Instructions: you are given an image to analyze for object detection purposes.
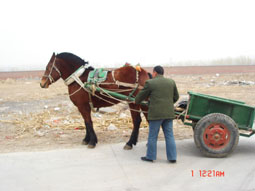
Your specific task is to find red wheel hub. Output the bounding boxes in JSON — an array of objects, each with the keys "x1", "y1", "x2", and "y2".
[{"x1": 203, "y1": 123, "x2": 230, "y2": 149}]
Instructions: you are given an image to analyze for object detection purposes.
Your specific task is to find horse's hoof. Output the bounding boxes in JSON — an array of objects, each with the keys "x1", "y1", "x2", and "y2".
[
  {"x1": 123, "y1": 144, "x2": 132, "y2": 150},
  {"x1": 88, "y1": 144, "x2": 96, "y2": 149},
  {"x1": 82, "y1": 141, "x2": 89, "y2": 145}
]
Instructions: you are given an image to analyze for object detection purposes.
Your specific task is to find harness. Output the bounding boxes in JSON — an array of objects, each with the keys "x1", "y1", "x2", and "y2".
[
  {"x1": 63, "y1": 65, "x2": 141, "y2": 112},
  {"x1": 87, "y1": 68, "x2": 109, "y2": 84},
  {"x1": 64, "y1": 65, "x2": 86, "y2": 86}
]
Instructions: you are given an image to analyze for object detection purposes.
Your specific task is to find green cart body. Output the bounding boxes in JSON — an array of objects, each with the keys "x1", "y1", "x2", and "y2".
[
  {"x1": 178, "y1": 91, "x2": 255, "y2": 157},
  {"x1": 184, "y1": 91, "x2": 255, "y2": 136}
]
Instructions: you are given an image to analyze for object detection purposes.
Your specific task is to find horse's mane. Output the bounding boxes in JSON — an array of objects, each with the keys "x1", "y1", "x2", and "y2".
[{"x1": 56, "y1": 52, "x2": 88, "y2": 66}]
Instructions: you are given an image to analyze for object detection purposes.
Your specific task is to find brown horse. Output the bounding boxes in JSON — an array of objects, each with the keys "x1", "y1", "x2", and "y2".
[{"x1": 40, "y1": 52, "x2": 150, "y2": 149}]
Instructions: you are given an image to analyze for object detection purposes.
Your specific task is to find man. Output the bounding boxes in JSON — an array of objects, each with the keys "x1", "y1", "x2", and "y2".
[{"x1": 135, "y1": 65, "x2": 179, "y2": 163}]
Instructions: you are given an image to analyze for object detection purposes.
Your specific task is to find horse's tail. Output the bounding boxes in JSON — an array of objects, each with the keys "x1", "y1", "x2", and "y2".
[{"x1": 147, "y1": 72, "x2": 152, "y2": 79}]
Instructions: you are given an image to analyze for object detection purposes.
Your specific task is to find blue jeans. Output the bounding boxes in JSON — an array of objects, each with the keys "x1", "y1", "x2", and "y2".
[{"x1": 146, "y1": 119, "x2": 177, "y2": 161}]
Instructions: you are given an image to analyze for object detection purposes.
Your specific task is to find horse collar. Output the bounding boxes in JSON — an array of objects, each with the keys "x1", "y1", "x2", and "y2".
[{"x1": 64, "y1": 65, "x2": 86, "y2": 86}]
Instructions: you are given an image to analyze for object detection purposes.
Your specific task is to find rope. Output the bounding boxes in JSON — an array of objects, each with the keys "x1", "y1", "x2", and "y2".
[
  {"x1": 69, "y1": 86, "x2": 82, "y2": 97},
  {"x1": 88, "y1": 93, "x2": 97, "y2": 112},
  {"x1": 99, "y1": 88, "x2": 134, "y2": 93},
  {"x1": 176, "y1": 109, "x2": 186, "y2": 120},
  {"x1": 175, "y1": 109, "x2": 186, "y2": 125}
]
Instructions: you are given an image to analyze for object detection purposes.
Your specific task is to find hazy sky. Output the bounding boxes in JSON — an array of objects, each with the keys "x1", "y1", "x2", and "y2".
[{"x1": 0, "y1": 0, "x2": 254, "y2": 71}]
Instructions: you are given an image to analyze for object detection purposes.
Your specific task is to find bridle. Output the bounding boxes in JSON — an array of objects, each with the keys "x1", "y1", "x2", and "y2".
[{"x1": 43, "y1": 57, "x2": 62, "y2": 84}]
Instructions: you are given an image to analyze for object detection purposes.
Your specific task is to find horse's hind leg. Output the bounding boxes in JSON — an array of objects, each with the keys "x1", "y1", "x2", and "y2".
[
  {"x1": 124, "y1": 103, "x2": 142, "y2": 150},
  {"x1": 78, "y1": 105, "x2": 98, "y2": 148}
]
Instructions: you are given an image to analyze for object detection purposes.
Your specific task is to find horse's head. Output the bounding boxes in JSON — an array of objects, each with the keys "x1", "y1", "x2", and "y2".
[
  {"x1": 40, "y1": 52, "x2": 90, "y2": 88},
  {"x1": 40, "y1": 52, "x2": 62, "y2": 88}
]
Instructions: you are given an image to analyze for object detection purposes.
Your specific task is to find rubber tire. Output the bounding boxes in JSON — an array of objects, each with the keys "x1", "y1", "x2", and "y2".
[
  {"x1": 192, "y1": 122, "x2": 200, "y2": 148},
  {"x1": 192, "y1": 121, "x2": 200, "y2": 148},
  {"x1": 194, "y1": 113, "x2": 239, "y2": 158}
]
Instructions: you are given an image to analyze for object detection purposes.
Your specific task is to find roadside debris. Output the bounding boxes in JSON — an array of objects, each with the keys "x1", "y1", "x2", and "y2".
[
  {"x1": 119, "y1": 113, "x2": 127, "y2": 119},
  {"x1": 54, "y1": 107, "x2": 60, "y2": 111},
  {"x1": 107, "y1": 123, "x2": 117, "y2": 131},
  {"x1": 98, "y1": 107, "x2": 117, "y2": 114},
  {"x1": 74, "y1": 127, "x2": 85, "y2": 130},
  {"x1": 93, "y1": 113, "x2": 102, "y2": 118},
  {"x1": 223, "y1": 80, "x2": 255, "y2": 86}
]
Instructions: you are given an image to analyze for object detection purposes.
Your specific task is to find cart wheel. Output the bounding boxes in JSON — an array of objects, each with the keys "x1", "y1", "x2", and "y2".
[
  {"x1": 191, "y1": 122, "x2": 200, "y2": 148},
  {"x1": 194, "y1": 113, "x2": 239, "y2": 158},
  {"x1": 192, "y1": 121, "x2": 201, "y2": 148}
]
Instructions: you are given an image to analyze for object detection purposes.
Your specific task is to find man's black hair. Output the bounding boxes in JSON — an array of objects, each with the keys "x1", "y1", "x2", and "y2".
[{"x1": 153, "y1": 65, "x2": 164, "y2": 75}]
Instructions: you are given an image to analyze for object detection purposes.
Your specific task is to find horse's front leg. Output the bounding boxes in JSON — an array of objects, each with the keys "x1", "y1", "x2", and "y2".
[
  {"x1": 124, "y1": 103, "x2": 142, "y2": 150},
  {"x1": 84, "y1": 121, "x2": 98, "y2": 148},
  {"x1": 78, "y1": 105, "x2": 98, "y2": 148}
]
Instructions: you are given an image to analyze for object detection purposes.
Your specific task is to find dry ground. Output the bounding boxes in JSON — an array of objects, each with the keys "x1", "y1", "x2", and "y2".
[{"x1": 0, "y1": 67, "x2": 255, "y2": 153}]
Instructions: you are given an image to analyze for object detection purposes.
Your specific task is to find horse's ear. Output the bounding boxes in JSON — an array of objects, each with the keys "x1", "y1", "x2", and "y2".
[{"x1": 50, "y1": 52, "x2": 56, "y2": 61}]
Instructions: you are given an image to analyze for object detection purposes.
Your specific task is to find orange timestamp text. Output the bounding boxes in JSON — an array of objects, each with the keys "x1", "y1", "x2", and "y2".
[{"x1": 191, "y1": 170, "x2": 225, "y2": 177}]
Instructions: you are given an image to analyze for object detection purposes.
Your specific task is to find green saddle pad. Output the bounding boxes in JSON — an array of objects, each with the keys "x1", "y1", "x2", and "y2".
[{"x1": 87, "y1": 68, "x2": 108, "y2": 84}]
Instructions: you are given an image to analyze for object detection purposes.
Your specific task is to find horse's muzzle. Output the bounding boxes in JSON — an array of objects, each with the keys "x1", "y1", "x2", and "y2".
[
  {"x1": 40, "y1": 82, "x2": 45, "y2": 88},
  {"x1": 40, "y1": 79, "x2": 49, "y2": 88}
]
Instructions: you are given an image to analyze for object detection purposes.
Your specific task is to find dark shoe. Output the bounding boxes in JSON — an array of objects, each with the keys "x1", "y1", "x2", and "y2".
[
  {"x1": 141, "y1": 157, "x2": 153, "y2": 162},
  {"x1": 169, "y1": 160, "x2": 176, "y2": 163}
]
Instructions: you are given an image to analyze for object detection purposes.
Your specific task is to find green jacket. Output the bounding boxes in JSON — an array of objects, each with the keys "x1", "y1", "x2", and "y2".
[{"x1": 135, "y1": 75, "x2": 179, "y2": 120}]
